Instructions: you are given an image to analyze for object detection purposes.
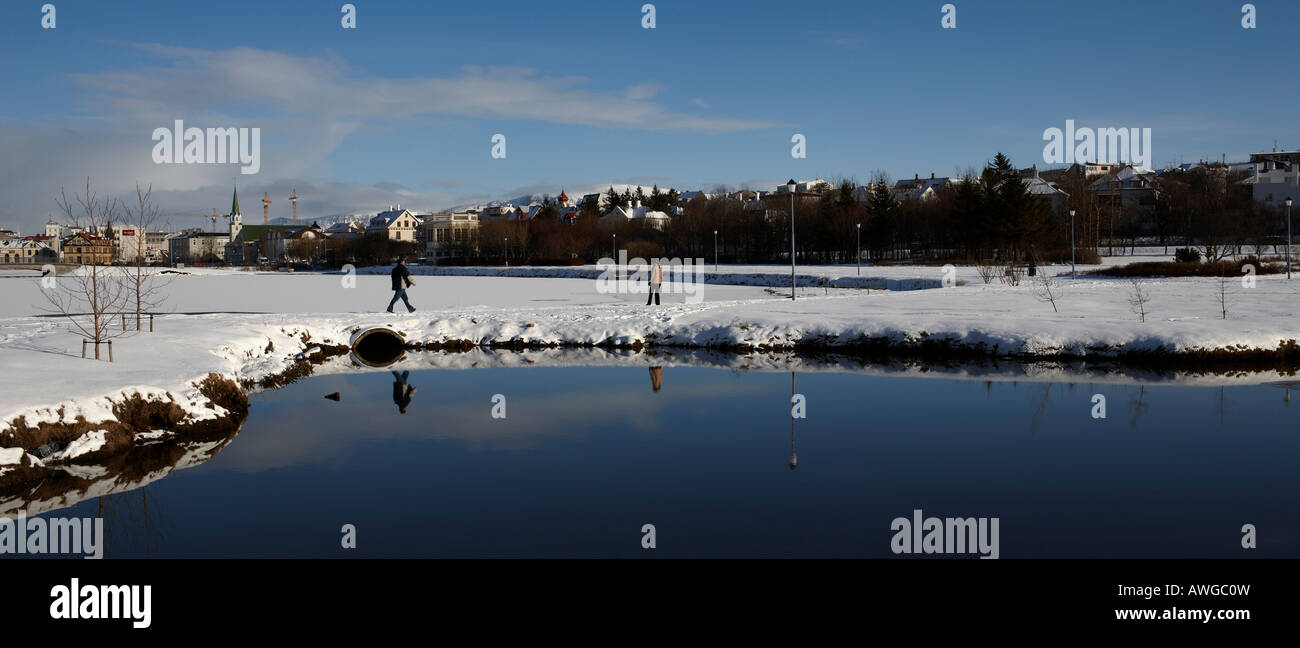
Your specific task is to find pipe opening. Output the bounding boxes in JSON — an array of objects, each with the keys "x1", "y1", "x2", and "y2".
[{"x1": 350, "y1": 327, "x2": 406, "y2": 367}]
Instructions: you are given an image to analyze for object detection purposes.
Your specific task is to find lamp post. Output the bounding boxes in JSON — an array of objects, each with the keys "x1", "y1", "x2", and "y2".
[
  {"x1": 1287, "y1": 197, "x2": 1293, "y2": 280},
  {"x1": 788, "y1": 179, "x2": 797, "y2": 300},
  {"x1": 855, "y1": 223, "x2": 861, "y2": 276},
  {"x1": 504, "y1": 237, "x2": 508, "y2": 267},
  {"x1": 713, "y1": 229, "x2": 718, "y2": 273},
  {"x1": 1069, "y1": 209, "x2": 1076, "y2": 279},
  {"x1": 612, "y1": 233, "x2": 617, "y2": 260}
]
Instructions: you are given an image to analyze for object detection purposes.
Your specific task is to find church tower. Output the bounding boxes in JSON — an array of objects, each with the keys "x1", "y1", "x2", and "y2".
[{"x1": 228, "y1": 185, "x2": 242, "y2": 240}]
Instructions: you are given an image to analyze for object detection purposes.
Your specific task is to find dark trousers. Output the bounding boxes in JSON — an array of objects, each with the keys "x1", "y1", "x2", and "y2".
[
  {"x1": 646, "y1": 283, "x2": 660, "y2": 305},
  {"x1": 387, "y1": 289, "x2": 414, "y2": 312}
]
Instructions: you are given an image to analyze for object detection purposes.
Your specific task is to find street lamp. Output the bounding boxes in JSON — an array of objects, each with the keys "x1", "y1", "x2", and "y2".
[
  {"x1": 1286, "y1": 197, "x2": 1293, "y2": 280},
  {"x1": 1069, "y1": 209, "x2": 1076, "y2": 279},
  {"x1": 855, "y1": 223, "x2": 861, "y2": 276},
  {"x1": 713, "y1": 229, "x2": 718, "y2": 273},
  {"x1": 612, "y1": 233, "x2": 617, "y2": 260},
  {"x1": 504, "y1": 237, "x2": 508, "y2": 267},
  {"x1": 788, "y1": 179, "x2": 797, "y2": 300}
]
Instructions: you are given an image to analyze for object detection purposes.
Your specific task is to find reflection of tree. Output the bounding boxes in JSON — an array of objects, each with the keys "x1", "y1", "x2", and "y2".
[
  {"x1": 1128, "y1": 386, "x2": 1148, "y2": 430},
  {"x1": 97, "y1": 485, "x2": 164, "y2": 557},
  {"x1": 1029, "y1": 384, "x2": 1052, "y2": 434}
]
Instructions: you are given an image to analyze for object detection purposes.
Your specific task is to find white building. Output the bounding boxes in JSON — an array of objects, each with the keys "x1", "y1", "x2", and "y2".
[
  {"x1": 367, "y1": 207, "x2": 420, "y2": 241},
  {"x1": 599, "y1": 202, "x2": 671, "y2": 231}
]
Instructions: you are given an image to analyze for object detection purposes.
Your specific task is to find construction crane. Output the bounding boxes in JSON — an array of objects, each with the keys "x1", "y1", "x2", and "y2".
[
  {"x1": 289, "y1": 188, "x2": 300, "y2": 226},
  {"x1": 162, "y1": 210, "x2": 228, "y2": 233},
  {"x1": 262, "y1": 192, "x2": 272, "y2": 226}
]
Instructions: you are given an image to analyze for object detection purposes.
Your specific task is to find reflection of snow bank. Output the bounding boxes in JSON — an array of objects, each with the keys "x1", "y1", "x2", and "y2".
[{"x1": 50, "y1": 429, "x2": 108, "y2": 461}]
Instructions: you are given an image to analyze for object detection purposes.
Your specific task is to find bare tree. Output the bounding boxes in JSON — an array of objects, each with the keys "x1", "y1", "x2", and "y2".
[
  {"x1": 1032, "y1": 270, "x2": 1059, "y2": 312},
  {"x1": 41, "y1": 179, "x2": 131, "y2": 359},
  {"x1": 1127, "y1": 277, "x2": 1150, "y2": 322},
  {"x1": 121, "y1": 183, "x2": 168, "y2": 330},
  {"x1": 1216, "y1": 274, "x2": 1229, "y2": 319}
]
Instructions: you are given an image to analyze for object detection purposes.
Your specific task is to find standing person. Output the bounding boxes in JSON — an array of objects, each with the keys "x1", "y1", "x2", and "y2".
[
  {"x1": 646, "y1": 260, "x2": 663, "y2": 306},
  {"x1": 391, "y1": 370, "x2": 416, "y2": 414},
  {"x1": 387, "y1": 258, "x2": 417, "y2": 313}
]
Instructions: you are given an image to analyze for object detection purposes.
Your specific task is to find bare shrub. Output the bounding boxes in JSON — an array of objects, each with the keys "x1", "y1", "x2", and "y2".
[{"x1": 1127, "y1": 277, "x2": 1151, "y2": 322}]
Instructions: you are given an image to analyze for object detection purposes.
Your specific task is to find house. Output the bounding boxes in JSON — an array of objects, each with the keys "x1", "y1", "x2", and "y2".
[
  {"x1": 480, "y1": 204, "x2": 520, "y2": 222},
  {"x1": 367, "y1": 206, "x2": 420, "y2": 241},
  {"x1": 598, "y1": 201, "x2": 671, "y2": 231},
  {"x1": 423, "y1": 212, "x2": 480, "y2": 256},
  {"x1": 168, "y1": 232, "x2": 229, "y2": 265},
  {"x1": 0, "y1": 239, "x2": 56, "y2": 265},
  {"x1": 772, "y1": 179, "x2": 831, "y2": 195},
  {"x1": 228, "y1": 224, "x2": 298, "y2": 263},
  {"x1": 1091, "y1": 164, "x2": 1159, "y2": 211},
  {"x1": 880, "y1": 174, "x2": 964, "y2": 203},
  {"x1": 1009, "y1": 168, "x2": 1071, "y2": 216},
  {"x1": 324, "y1": 221, "x2": 364, "y2": 239},
  {"x1": 62, "y1": 232, "x2": 115, "y2": 265},
  {"x1": 268, "y1": 223, "x2": 327, "y2": 262},
  {"x1": 1242, "y1": 163, "x2": 1300, "y2": 207}
]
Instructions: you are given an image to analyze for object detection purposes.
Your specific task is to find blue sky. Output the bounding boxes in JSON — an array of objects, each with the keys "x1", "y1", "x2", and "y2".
[{"x1": 1, "y1": 0, "x2": 1296, "y2": 231}]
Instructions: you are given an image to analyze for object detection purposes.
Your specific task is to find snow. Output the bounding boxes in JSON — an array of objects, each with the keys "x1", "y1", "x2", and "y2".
[
  {"x1": 2, "y1": 257, "x2": 1299, "y2": 438},
  {"x1": 0, "y1": 447, "x2": 25, "y2": 465}
]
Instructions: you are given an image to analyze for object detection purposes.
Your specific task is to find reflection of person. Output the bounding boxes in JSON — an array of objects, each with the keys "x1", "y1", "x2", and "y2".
[
  {"x1": 386, "y1": 258, "x2": 417, "y2": 313},
  {"x1": 391, "y1": 370, "x2": 416, "y2": 413},
  {"x1": 646, "y1": 261, "x2": 663, "y2": 305},
  {"x1": 649, "y1": 366, "x2": 663, "y2": 392}
]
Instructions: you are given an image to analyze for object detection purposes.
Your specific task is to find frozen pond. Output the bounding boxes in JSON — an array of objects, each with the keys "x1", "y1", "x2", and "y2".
[{"x1": 5, "y1": 358, "x2": 1299, "y2": 558}]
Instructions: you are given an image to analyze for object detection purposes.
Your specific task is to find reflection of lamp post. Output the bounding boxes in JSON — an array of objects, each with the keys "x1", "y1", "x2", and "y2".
[
  {"x1": 789, "y1": 371, "x2": 797, "y2": 470},
  {"x1": 1069, "y1": 209, "x2": 1076, "y2": 279},
  {"x1": 714, "y1": 229, "x2": 718, "y2": 273},
  {"x1": 856, "y1": 223, "x2": 861, "y2": 276},
  {"x1": 788, "y1": 179, "x2": 797, "y2": 300},
  {"x1": 1287, "y1": 197, "x2": 1293, "y2": 280},
  {"x1": 504, "y1": 237, "x2": 508, "y2": 267}
]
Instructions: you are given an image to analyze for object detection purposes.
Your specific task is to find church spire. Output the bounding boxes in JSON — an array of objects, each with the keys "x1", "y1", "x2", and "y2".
[{"x1": 230, "y1": 185, "x2": 241, "y2": 216}]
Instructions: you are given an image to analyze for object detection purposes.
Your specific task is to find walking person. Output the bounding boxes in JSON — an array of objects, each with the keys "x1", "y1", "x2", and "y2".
[
  {"x1": 391, "y1": 370, "x2": 416, "y2": 414},
  {"x1": 386, "y1": 258, "x2": 417, "y2": 313},
  {"x1": 646, "y1": 260, "x2": 663, "y2": 306}
]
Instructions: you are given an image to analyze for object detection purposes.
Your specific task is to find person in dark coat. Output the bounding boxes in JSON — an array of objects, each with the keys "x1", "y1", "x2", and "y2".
[
  {"x1": 387, "y1": 258, "x2": 417, "y2": 313},
  {"x1": 392, "y1": 370, "x2": 416, "y2": 414}
]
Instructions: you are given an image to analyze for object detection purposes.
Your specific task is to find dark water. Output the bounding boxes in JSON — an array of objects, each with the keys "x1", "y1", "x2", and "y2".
[{"x1": 14, "y1": 363, "x2": 1300, "y2": 558}]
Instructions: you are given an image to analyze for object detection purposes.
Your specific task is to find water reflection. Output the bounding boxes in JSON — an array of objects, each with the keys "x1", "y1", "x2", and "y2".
[{"x1": 1, "y1": 353, "x2": 1297, "y2": 558}]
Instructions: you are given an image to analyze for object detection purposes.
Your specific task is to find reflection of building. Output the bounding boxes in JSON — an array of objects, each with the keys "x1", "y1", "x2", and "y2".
[{"x1": 62, "y1": 232, "x2": 114, "y2": 265}]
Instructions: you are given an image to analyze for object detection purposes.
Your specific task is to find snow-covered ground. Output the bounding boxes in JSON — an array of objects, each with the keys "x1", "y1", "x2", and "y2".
[{"x1": 2, "y1": 257, "x2": 1298, "y2": 438}]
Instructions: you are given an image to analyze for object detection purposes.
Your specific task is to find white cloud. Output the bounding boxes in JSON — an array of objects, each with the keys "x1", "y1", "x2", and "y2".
[{"x1": 0, "y1": 43, "x2": 774, "y2": 234}]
